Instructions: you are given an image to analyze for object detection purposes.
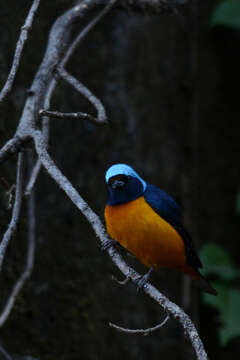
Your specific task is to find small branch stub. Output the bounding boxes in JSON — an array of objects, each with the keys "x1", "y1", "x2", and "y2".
[{"x1": 39, "y1": 109, "x2": 104, "y2": 125}]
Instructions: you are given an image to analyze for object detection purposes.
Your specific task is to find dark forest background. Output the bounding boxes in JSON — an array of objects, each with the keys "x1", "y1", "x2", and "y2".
[{"x1": 0, "y1": 0, "x2": 240, "y2": 359}]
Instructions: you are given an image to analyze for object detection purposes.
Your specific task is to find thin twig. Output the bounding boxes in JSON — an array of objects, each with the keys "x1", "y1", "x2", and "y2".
[
  {"x1": 0, "y1": 176, "x2": 16, "y2": 209},
  {"x1": 58, "y1": 67, "x2": 107, "y2": 123},
  {"x1": 0, "y1": 152, "x2": 24, "y2": 272},
  {"x1": 0, "y1": 153, "x2": 36, "y2": 327},
  {"x1": 0, "y1": 177, "x2": 10, "y2": 190},
  {"x1": 109, "y1": 315, "x2": 170, "y2": 335},
  {"x1": 0, "y1": 0, "x2": 41, "y2": 102},
  {"x1": 0, "y1": 137, "x2": 22, "y2": 163},
  {"x1": 39, "y1": 109, "x2": 101, "y2": 124},
  {"x1": 54, "y1": 0, "x2": 117, "y2": 124},
  {"x1": 6, "y1": 185, "x2": 16, "y2": 210},
  {"x1": 60, "y1": 0, "x2": 117, "y2": 69}
]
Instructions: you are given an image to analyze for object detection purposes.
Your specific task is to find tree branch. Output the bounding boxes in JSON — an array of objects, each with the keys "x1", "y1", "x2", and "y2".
[
  {"x1": 58, "y1": 68, "x2": 107, "y2": 123},
  {"x1": 109, "y1": 315, "x2": 170, "y2": 335},
  {"x1": 39, "y1": 109, "x2": 101, "y2": 124},
  {"x1": 0, "y1": 137, "x2": 23, "y2": 163},
  {"x1": 25, "y1": 0, "x2": 114, "y2": 192},
  {"x1": 0, "y1": 343, "x2": 13, "y2": 360},
  {"x1": 24, "y1": 81, "x2": 53, "y2": 196},
  {"x1": 0, "y1": 0, "x2": 41, "y2": 102},
  {"x1": 0, "y1": 153, "x2": 36, "y2": 327},
  {"x1": 0, "y1": 152, "x2": 24, "y2": 272},
  {"x1": 60, "y1": 0, "x2": 117, "y2": 69}
]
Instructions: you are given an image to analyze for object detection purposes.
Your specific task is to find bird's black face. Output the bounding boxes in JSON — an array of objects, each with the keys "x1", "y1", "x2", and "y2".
[
  {"x1": 108, "y1": 174, "x2": 131, "y2": 189},
  {"x1": 107, "y1": 174, "x2": 144, "y2": 205}
]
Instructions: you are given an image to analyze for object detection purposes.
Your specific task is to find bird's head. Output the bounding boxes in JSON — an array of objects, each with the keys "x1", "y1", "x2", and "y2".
[{"x1": 105, "y1": 164, "x2": 146, "y2": 205}]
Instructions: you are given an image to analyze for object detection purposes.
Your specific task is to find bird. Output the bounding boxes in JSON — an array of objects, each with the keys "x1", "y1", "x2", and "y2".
[{"x1": 104, "y1": 163, "x2": 217, "y2": 295}]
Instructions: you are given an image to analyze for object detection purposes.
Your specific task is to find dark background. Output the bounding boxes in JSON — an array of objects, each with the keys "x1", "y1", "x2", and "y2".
[{"x1": 0, "y1": 0, "x2": 240, "y2": 359}]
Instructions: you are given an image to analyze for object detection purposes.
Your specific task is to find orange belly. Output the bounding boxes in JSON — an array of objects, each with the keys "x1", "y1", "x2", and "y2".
[{"x1": 104, "y1": 197, "x2": 187, "y2": 270}]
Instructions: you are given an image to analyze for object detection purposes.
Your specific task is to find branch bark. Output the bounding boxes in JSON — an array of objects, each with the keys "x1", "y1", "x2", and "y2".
[
  {"x1": 0, "y1": 153, "x2": 36, "y2": 327},
  {"x1": 109, "y1": 315, "x2": 170, "y2": 335},
  {"x1": 58, "y1": 68, "x2": 107, "y2": 123},
  {"x1": 0, "y1": 152, "x2": 24, "y2": 272},
  {"x1": 39, "y1": 109, "x2": 100, "y2": 124},
  {"x1": 0, "y1": 343, "x2": 13, "y2": 360},
  {"x1": 0, "y1": 0, "x2": 41, "y2": 102}
]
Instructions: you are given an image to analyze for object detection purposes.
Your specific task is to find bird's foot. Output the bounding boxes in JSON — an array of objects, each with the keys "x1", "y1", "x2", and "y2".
[
  {"x1": 101, "y1": 238, "x2": 117, "y2": 251},
  {"x1": 112, "y1": 275, "x2": 130, "y2": 286},
  {"x1": 136, "y1": 267, "x2": 153, "y2": 291}
]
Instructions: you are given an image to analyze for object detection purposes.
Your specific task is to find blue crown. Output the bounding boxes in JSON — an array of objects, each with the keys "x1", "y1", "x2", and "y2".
[{"x1": 105, "y1": 164, "x2": 147, "y2": 191}]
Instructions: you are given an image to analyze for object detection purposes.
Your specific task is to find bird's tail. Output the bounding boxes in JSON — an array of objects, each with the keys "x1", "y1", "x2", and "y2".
[
  {"x1": 194, "y1": 274, "x2": 218, "y2": 295},
  {"x1": 183, "y1": 265, "x2": 218, "y2": 296}
]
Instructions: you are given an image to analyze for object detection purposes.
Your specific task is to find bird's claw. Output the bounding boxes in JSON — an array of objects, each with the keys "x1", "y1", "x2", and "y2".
[
  {"x1": 101, "y1": 238, "x2": 117, "y2": 251},
  {"x1": 112, "y1": 275, "x2": 130, "y2": 285},
  {"x1": 135, "y1": 267, "x2": 153, "y2": 291}
]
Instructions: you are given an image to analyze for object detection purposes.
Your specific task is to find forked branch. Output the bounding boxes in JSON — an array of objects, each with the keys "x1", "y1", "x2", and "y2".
[
  {"x1": 58, "y1": 68, "x2": 107, "y2": 123},
  {"x1": 0, "y1": 0, "x2": 41, "y2": 102}
]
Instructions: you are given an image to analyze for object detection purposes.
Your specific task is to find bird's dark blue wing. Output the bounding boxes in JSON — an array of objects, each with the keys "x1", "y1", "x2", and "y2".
[{"x1": 144, "y1": 183, "x2": 202, "y2": 270}]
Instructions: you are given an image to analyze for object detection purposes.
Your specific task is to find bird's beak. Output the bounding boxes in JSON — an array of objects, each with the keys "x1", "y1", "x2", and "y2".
[{"x1": 111, "y1": 180, "x2": 125, "y2": 189}]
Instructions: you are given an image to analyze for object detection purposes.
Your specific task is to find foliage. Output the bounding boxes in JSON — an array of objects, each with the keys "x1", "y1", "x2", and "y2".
[
  {"x1": 236, "y1": 192, "x2": 240, "y2": 216},
  {"x1": 200, "y1": 243, "x2": 240, "y2": 345},
  {"x1": 211, "y1": 0, "x2": 240, "y2": 30}
]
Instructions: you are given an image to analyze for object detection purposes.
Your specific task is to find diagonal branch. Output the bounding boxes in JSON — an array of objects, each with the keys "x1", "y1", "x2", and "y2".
[
  {"x1": 0, "y1": 152, "x2": 24, "y2": 272},
  {"x1": 33, "y1": 129, "x2": 207, "y2": 360},
  {"x1": 0, "y1": 343, "x2": 13, "y2": 360},
  {"x1": 0, "y1": 153, "x2": 36, "y2": 327},
  {"x1": 0, "y1": 0, "x2": 41, "y2": 102}
]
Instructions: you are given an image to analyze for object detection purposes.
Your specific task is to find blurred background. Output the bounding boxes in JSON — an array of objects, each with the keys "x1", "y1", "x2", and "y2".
[{"x1": 0, "y1": 0, "x2": 240, "y2": 359}]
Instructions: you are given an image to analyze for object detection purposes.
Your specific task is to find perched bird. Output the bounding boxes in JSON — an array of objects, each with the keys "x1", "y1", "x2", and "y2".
[{"x1": 104, "y1": 163, "x2": 217, "y2": 295}]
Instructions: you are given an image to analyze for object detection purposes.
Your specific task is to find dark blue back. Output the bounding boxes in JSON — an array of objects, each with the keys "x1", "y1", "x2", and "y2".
[{"x1": 144, "y1": 183, "x2": 202, "y2": 270}]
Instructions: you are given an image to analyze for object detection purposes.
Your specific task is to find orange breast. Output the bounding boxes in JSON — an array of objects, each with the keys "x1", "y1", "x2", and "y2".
[{"x1": 104, "y1": 197, "x2": 187, "y2": 270}]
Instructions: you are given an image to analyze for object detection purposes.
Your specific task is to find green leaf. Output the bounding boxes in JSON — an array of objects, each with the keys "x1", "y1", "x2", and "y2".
[
  {"x1": 203, "y1": 284, "x2": 240, "y2": 345},
  {"x1": 211, "y1": 0, "x2": 240, "y2": 30},
  {"x1": 200, "y1": 243, "x2": 239, "y2": 281},
  {"x1": 236, "y1": 191, "x2": 240, "y2": 216}
]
